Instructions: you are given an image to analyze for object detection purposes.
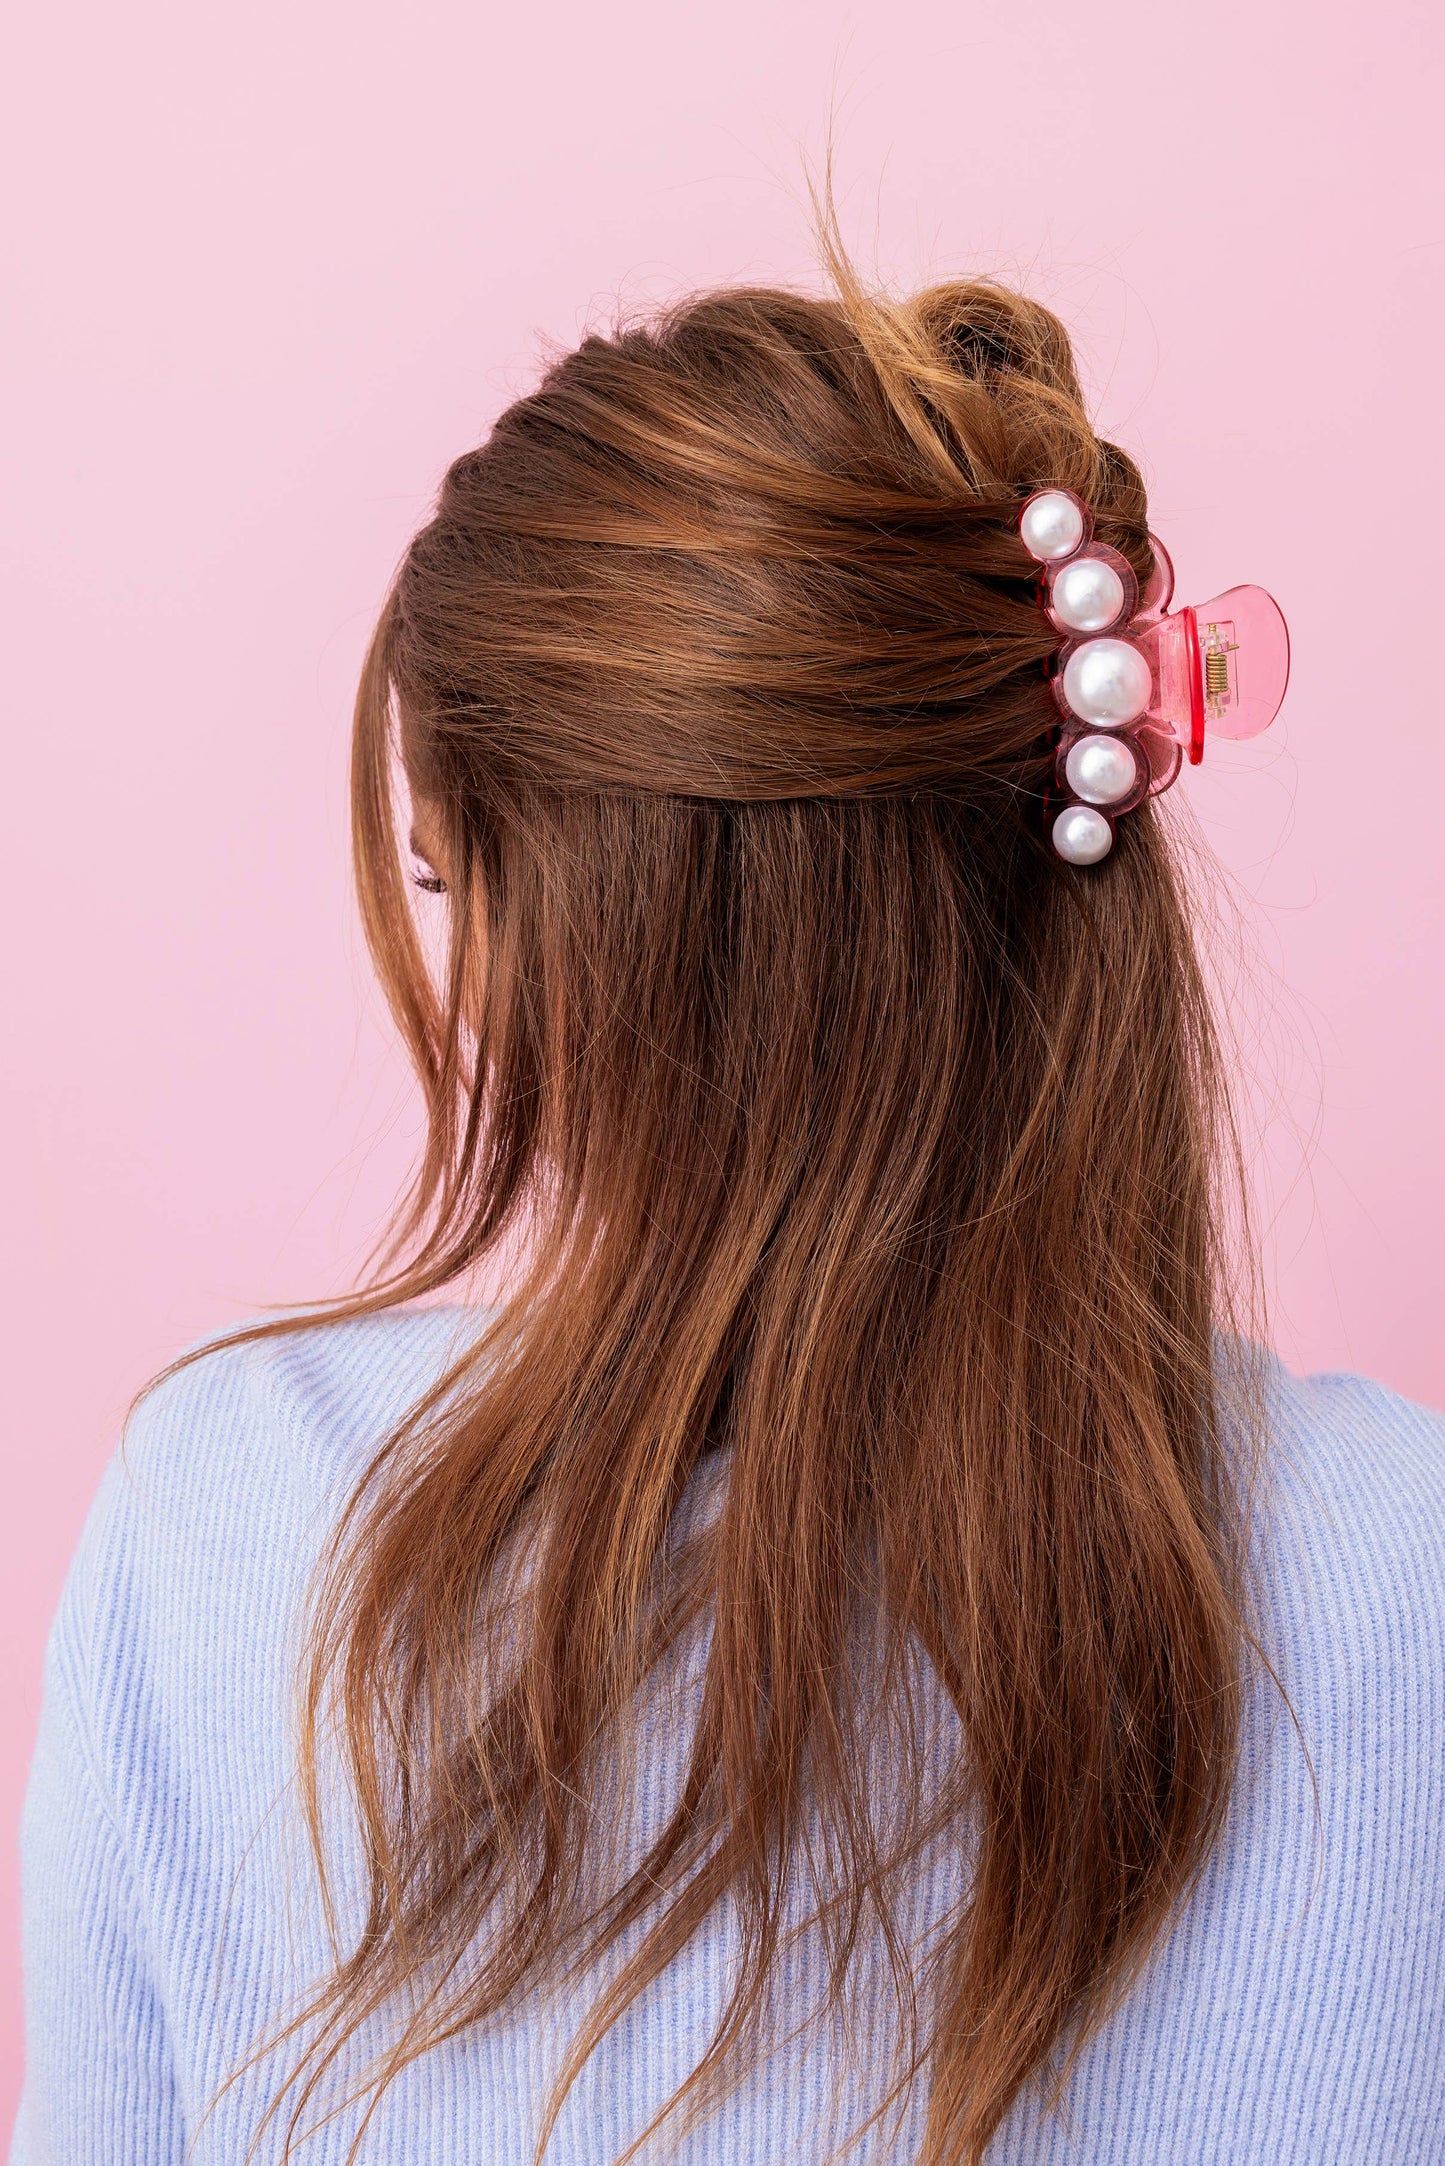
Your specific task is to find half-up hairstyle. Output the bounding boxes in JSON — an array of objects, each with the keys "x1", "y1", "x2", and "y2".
[{"x1": 204, "y1": 242, "x2": 1268, "y2": 2164}]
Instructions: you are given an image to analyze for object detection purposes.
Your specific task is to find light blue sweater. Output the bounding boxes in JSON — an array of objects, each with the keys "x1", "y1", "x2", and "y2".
[{"x1": 11, "y1": 1310, "x2": 1445, "y2": 2163}]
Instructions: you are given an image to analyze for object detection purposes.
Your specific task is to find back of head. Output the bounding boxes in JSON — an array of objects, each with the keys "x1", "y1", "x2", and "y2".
[
  {"x1": 391, "y1": 276, "x2": 1150, "y2": 806},
  {"x1": 271, "y1": 262, "x2": 1259, "y2": 2165}
]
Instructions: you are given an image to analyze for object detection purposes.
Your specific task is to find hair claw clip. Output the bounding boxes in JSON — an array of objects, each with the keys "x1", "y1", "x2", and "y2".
[{"x1": 1018, "y1": 489, "x2": 1290, "y2": 865}]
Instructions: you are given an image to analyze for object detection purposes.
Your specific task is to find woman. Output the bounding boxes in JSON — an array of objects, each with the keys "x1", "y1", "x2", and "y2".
[{"x1": 13, "y1": 257, "x2": 1445, "y2": 2164}]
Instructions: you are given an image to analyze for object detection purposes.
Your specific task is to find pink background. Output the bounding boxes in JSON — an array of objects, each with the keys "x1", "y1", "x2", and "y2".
[{"x1": 3, "y1": 0, "x2": 1442, "y2": 2117}]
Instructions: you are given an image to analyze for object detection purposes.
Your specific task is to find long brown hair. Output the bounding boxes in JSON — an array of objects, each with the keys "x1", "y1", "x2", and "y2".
[{"x1": 207, "y1": 244, "x2": 1269, "y2": 2162}]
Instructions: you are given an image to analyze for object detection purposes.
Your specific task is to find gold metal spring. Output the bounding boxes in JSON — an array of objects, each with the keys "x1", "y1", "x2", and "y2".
[{"x1": 1204, "y1": 647, "x2": 1230, "y2": 704}]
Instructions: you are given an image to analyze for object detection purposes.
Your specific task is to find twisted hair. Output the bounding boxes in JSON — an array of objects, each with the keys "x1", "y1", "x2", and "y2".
[{"x1": 195, "y1": 253, "x2": 1266, "y2": 2164}]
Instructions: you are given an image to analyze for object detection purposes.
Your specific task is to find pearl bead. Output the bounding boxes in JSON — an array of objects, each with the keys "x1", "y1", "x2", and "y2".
[
  {"x1": 1020, "y1": 490, "x2": 1085, "y2": 563},
  {"x1": 1051, "y1": 804, "x2": 1114, "y2": 865},
  {"x1": 1064, "y1": 732, "x2": 1141, "y2": 806},
  {"x1": 1060, "y1": 636, "x2": 1152, "y2": 727},
  {"x1": 1050, "y1": 555, "x2": 1127, "y2": 634}
]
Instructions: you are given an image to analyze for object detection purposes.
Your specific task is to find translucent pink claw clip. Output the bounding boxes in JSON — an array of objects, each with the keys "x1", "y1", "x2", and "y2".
[
  {"x1": 1133, "y1": 585, "x2": 1291, "y2": 766},
  {"x1": 1018, "y1": 489, "x2": 1290, "y2": 864}
]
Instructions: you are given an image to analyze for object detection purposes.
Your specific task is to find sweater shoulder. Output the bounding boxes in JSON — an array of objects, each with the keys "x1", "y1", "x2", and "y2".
[
  {"x1": 1252, "y1": 1355, "x2": 1445, "y2": 1681},
  {"x1": 52, "y1": 1307, "x2": 488, "y2": 1724},
  {"x1": 1264, "y1": 1357, "x2": 1445, "y2": 1528}
]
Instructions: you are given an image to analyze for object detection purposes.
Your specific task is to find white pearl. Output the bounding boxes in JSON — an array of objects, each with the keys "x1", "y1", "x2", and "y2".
[
  {"x1": 1020, "y1": 490, "x2": 1085, "y2": 562},
  {"x1": 1050, "y1": 555, "x2": 1127, "y2": 634},
  {"x1": 1064, "y1": 732, "x2": 1140, "y2": 806},
  {"x1": 1060, "y1": 636, "x2": 1152, "y2": 727},
  {"x1": 1051, "y1": 804, "x2": 1114, "y2": 865}
]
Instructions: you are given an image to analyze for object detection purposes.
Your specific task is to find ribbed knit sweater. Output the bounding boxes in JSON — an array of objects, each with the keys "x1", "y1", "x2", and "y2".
[{"x1": 11, "y1": 1310, "x2": 1445, "y2": 2162}]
